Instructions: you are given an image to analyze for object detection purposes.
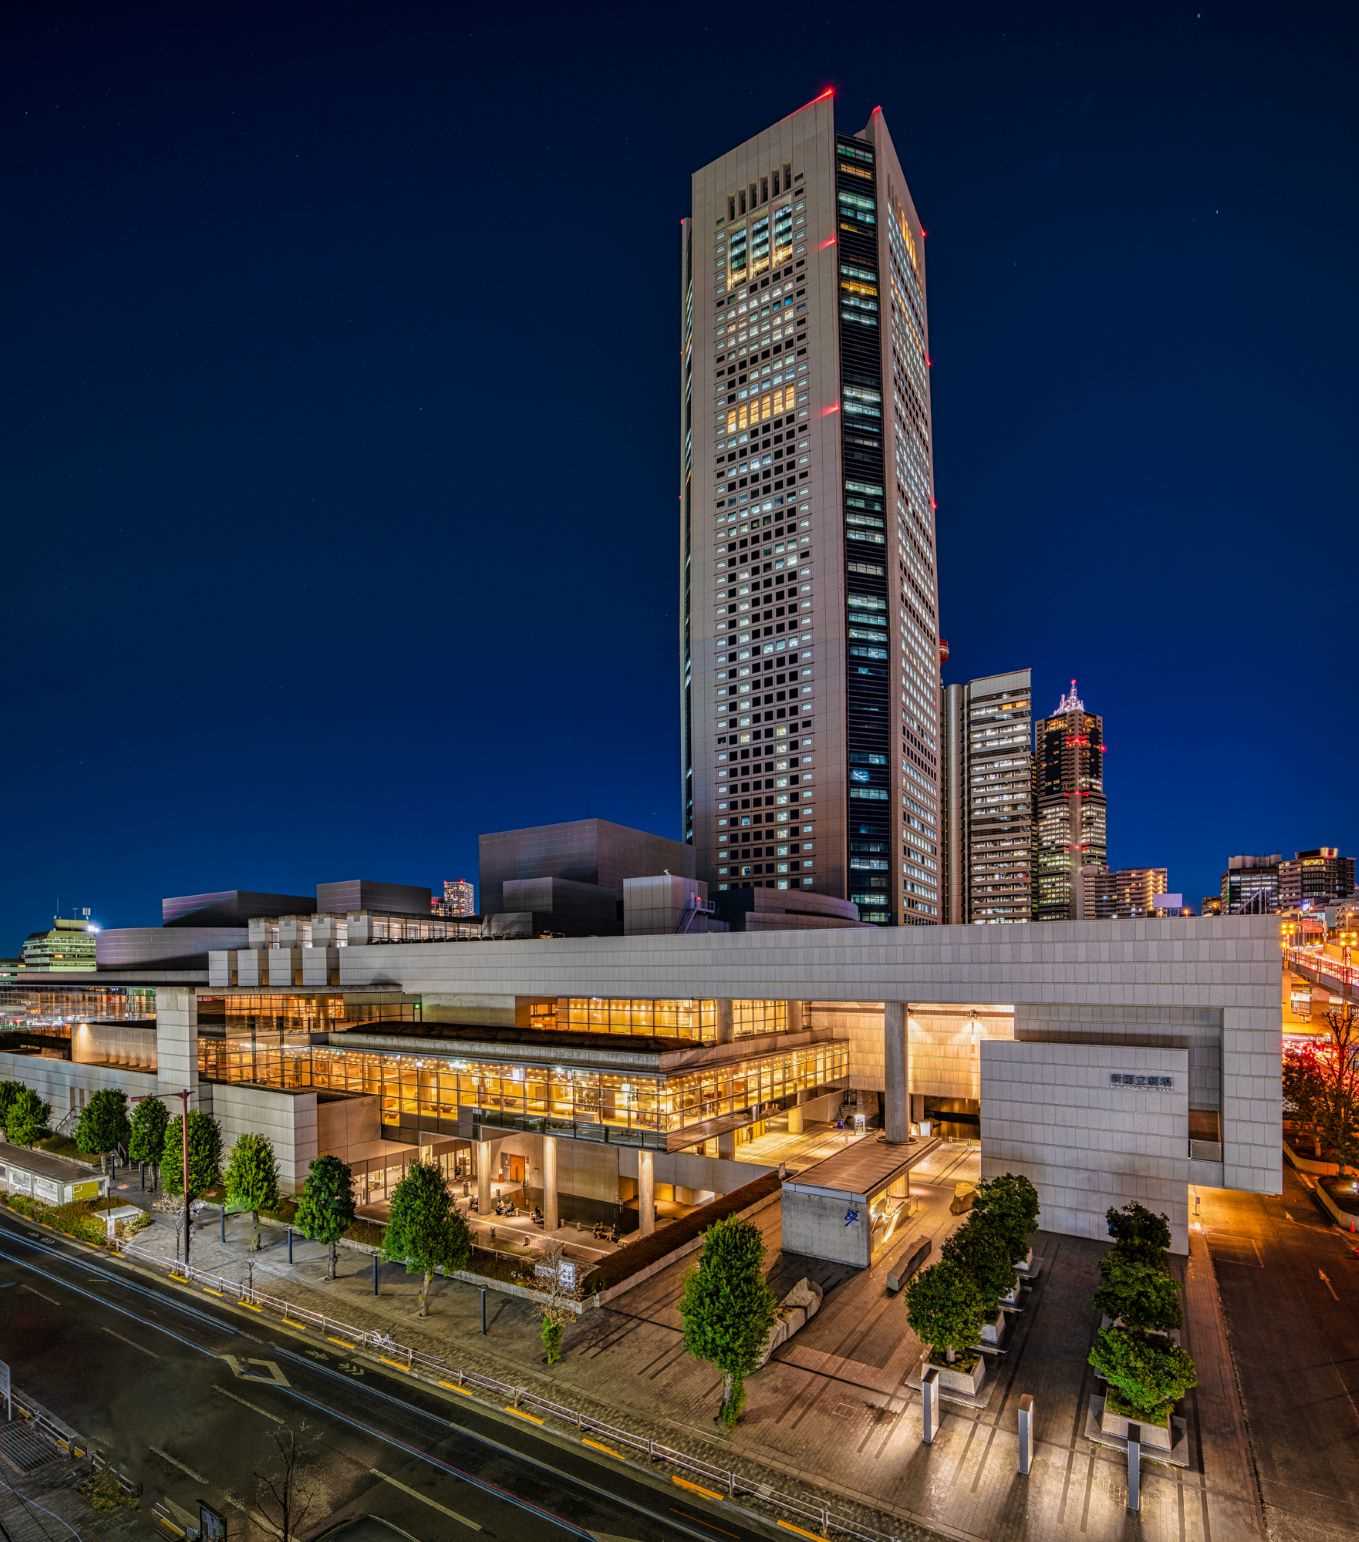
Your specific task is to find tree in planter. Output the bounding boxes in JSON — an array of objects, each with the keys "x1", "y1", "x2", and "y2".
[
  {"x1": 295, "y1": 1155, "x2": 356, "y2": 1279},
  {"x1": 382, "y1": 1161, "x2": 472, "y2": 1318},
  {"x1": 942, "y1": 1214, "x2": 1017, "y2": 1314},
  {"x1": 972, "y1": 1173, "x2": 1040, "y2": 1264},
  {"x1": 224, "y1": 1133, "x2": 280, "y2": 1252},
  {"x1": 128, "y1": 1096, "x2": 169, "y2": 1188},
  {"x1": 74, "y1": 1089, "x2": 131, "y2": 1171},
  {"x1": 679, "y1": 1215, "x2": 776, "y2": 1427},
  {"x1": 905, "y1": 1258, "x2": 986, "y2": 1366},
  {"x1": 1094, "y1": 1251, "x2": 1182, "y2": 1333},
  {"x1": 159, "y1": 1110, "x2": 223, "y2": 1200},
  {"x1": 1088, "y1": 1324, "x2": 1197, "y2": 1425},
  {"x1": 3, "y1": 1088, "x2": 50, "y2": 1147},
  {"x1": 1105, "y1": 1201, "x2": 1172, "y2": 1258}
]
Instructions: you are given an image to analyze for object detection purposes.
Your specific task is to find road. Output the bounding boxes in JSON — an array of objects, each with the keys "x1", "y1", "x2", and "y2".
[
  {"x1": 1197, "y1": 1165, "x2": 1359, "y2": 1542},
  {"x1": 0, "y1": 1212, "x2": 765, "y2": 1542}
]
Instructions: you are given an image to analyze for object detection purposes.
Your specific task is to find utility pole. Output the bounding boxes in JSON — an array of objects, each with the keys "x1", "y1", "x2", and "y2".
[{"x1": 130, "y1": 1088, "x2": 193, "y2": 1265}]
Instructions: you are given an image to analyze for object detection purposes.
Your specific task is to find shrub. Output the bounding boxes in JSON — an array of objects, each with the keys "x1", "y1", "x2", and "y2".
[
  {"x1": 942, "y1": 1214, "x2": 1017, "y2": 1311},
  {"x1": 1089, "y1": 1324, "x2": 1197, "y2": 1424},
  {"x1": 1094, "y1": 1251, "x2": 1182, "y2": 1332},
  {"x1": 905, "y1": 1258, "x2": 986, "y2": 1365},
  {"x1": 1105, "y1": 1202, "x2": 1171, "y2": 1257}
]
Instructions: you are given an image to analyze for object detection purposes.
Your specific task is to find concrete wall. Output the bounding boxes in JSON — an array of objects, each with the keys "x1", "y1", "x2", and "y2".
[
  {"x1": 212, "y1": 1082, "x2": 317, "y2": 1194},
  {"x1": 71, "y1": 1021, "x2": 156, "y2": 1071},
  {"x1": 0, "y1": 1049, "x2": 156, "y2": 1121},
  {"x1": 781, "y1": 1188, "x2": 870, "y2": 1267},
  {"x1": 316, "y1": 1095, "x2": 381, "y2": 1163},
  {"x1": 154, "y1": 988, "x2": 199, "y2": 1101},
  {"x1": 809, "y1": 1001, "x2": 1013, "y2": 1099},
  {"x1": 981, "y1": 1040, "x2": 1191, "y2": 1253}
]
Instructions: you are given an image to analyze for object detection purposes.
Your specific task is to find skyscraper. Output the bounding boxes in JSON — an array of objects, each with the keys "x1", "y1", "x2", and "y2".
[
  {"x1": 1078, "y1": 865, "x2": 1169, "y2": 920},
  {"x1": 1034, "y1": 681, "x2": 1108, "y2": 921},
  {"x1": 679, "y1": 93, "x2": 941, "y2": 925},
  {"x1": 432, "y1": 877, "x2": 475, "y2": 918},
  {"x1": 941, "y1": 668, "x2": 1034, "y2": 923}
]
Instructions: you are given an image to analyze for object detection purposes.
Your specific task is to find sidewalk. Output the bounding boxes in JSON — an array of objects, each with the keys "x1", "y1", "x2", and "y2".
[{"x1": 119, "y1": 1165, "x2": 1263, "y2": 1542}]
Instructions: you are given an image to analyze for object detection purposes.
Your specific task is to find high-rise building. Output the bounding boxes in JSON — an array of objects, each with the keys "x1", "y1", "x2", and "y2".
[
  {"x1": 432, "y1": 878, "x2": 475, "y2": 918},
  {"x1": 1079, "y1": 865, "x2": 1169, "y2": 920},
  {"x1": 680, "y1": 92, "x2": 941, "y2": 926},
  {"x1": 1034, "y1": 681, "x2": 1108, "y2": 921},
  {"x1": 1220, "y1": 854, "x2": 1281, "y2": 914},
  {"x1": 941, "y1": 669, "x2": 1033, "y2": 923},
  {"x1": 19, "y1": 911, "x2": 98, "y2": 972},
  {"x1": 1277, "y1": 848, "x2": 1355, "y2": 907}
]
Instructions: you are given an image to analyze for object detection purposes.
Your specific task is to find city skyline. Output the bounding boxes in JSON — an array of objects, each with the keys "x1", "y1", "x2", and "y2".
[{"x1": 5, "y1": 5, "x2": 1358, "y2": 943}]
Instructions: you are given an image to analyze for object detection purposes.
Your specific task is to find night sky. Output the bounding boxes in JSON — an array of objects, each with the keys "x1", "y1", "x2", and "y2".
[{"x1": 5, "y1": 2, "x2": 1357, "y2": 944}]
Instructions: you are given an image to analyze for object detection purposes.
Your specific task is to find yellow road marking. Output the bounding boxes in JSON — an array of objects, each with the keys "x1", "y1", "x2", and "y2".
[
  {"x1": 169, "y1": 1272, "x2": 188, "y2": 1283},
  {"x1": 503, "y1": 1405, "x2": 544, "y2": 1425},
  {"x1": 156, "y1": 1519, "x2": 186, "y2": 1537},
  {"x1": 777, "y1": 1522, "x2": 831, "y2": 1542},
  {"x1": 326, "y1": 1335, "x2": 355, "y2": 1349},
  {"x1": 439, "y1": 1379, "x2": 473, "y2": 1396},
  {"x1": 238, "y1": 1299, "x2": 263, "y2": 1312},
  {"x1": 672, "y1": 1474, "x2": 724, "y2": 1501},
  {"x1": 378, "y1": 1355, "x2": 410, "y2": 1371},
  {"x1": 368, "y1": 1469, "x2": 482, "y2": 1530},
  {"x1": 582, "y1": 1436, "x2": 626, "y2": 1460},
  {"x1": 201, "y1": 1285, "x2": 224, "y2": 1297},
  {"x1": 216, "y1": 1386, "x2": 286, "y2": 1425}
]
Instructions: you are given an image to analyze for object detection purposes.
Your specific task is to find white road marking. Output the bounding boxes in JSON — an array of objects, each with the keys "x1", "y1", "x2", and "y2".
[
  {"x1": 368, "y1": 1468, "x2": 483, "y2": 1530},
  {"x1": 216, "y1": 1385, "x2": 286, "y2": 1424},
  {"x1": 20, "y1": 1282, "x2": 62, "y2": 1305},
  {"x1": 219, "y1": 1353, "x2": 290, "y2": 1385},
  {"x1": 1320, "y1": 1268, "x2": 1340, "y2": 1300},
  {"x1": 102, "y1": 1325, "x2": 161, "y2": 1359},
  {"x1": 149, "y1": 1446, "x2": 209, "y2": 1485}
]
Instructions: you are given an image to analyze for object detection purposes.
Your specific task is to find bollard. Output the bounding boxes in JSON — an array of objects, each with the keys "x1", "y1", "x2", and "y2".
[
  {"x1": 1017, "y1": 1393, "x2": 1034, "y2": 1475},
  {"x1": 1126, "y1": 1424, "x2": 1142, "y2": 1514},
  {"x1": 481, "y1": 1286, "x2": 488, "y2": 1335},
  {"x1": 372, "y1": 1253, "x2": 380, "y2": 1296},
  {"x1": 921, "y1": 1365, "x2": 940, "y2": 1445},
  {"x1": 220, "y1": 1207, "x2": 226, "y2": 1244},
  {"x1": 288, "y1": 1227, "x2": 294, "y2": 1265}
]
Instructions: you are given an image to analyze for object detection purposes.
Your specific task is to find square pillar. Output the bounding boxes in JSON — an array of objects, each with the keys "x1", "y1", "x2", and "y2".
[
  {"x1": 787, "y1": 999, "x2": 804, "y2": 1034},
  {"x1": 155, "y1": 987, "x2": 199, "y2": 1104},
  {"x1": 883, "y1": 1002, "x2": 910, "y2": 1144},
  {"x1": 637, "y1": 1148, "x2": 655, "y2": 1236},
  {"x1": 716, "y1": 999, "x2": 734, "y2": 1044},
  {"x1": 787, "y1": 1095, "x2": 804, "y2": 1135},
  {"x1": 542, "y1": 1134, "x2": 559, "y2": 1231},
  {"x1": 477, "y1": 1139, "x2": 497, "y2": 1212},
  {"x1": 717, "y1": 1131, "x2": 736, "y2": 1159}
]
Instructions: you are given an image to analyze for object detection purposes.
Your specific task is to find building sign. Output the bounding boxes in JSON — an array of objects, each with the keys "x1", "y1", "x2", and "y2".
[{"x1": 1108, "y1": 1073, "x2": 1173, "y2": 1090}]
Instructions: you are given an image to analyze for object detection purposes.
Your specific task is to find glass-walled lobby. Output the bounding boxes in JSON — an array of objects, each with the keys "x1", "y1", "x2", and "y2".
[{"x1": 524, "y1": 997, "x2": 790, "y2": 1043}]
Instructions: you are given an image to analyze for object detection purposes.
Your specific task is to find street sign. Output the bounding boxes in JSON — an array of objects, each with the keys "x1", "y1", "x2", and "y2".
[
  {"x1": 0, "y1": 1358, "x2": 10, "y2": 1421},
  {"x1": 199, "y1": 1501, "x2": 227, "y2": 1540}
]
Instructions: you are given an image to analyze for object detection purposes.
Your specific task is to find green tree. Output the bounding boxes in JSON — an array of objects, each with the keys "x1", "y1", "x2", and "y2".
[
  {"x1": 905, "y1": 1258, "x2": 986, "y2": 1366},
  {"x1": 74, "y1": 1089, "x2": 131, "y2": 1168},
  {"x1": 225, "y1": 1133, "x2": 280, "y2": 1252},
  {"x1": 679, "y1": 1215, "x2": 777, "y2": 1426},
  {"x1": 1089, "y1": 1325, "x2": 1197, "y2": 1425},
  {"x1": 128, "y1": 1096, "x2": 169, "y2": 1186},
  {"x1": 1283, "y1": 1039, "x2": 1329, "y2": 1156},
  {"x1": 972, "y1": 1173, "x2": 1040, "y2": 1263},
  {"x1": 160, "y1": 1110, "x2": 222, "y2": 1200},
  {"x1": 382, "y1": 1161, "x2": 471, "y2": 1317},
  {"x1": 1094, "y1": 1252, "x2": 1182, "y2": 1332},
  {"x1": 1105, "y1": 1202, "x2": 1171, "y2": 1258},
  {"x1": 540, "y1": 1308, "x2": 568, "y2": 1366},
  {"x1": 942, "y1": 1214, "x2": 1017, "y2": 1311},
  {"x1": 3, "y1": 1088, "x2": 50, "y2": 1147},
  {"x1": 295, "y1": 1155, "x2": 356, "y2": 1279},
  {"x1": 0, "y1": 1080, "x2": 26, "y2": 1129}
]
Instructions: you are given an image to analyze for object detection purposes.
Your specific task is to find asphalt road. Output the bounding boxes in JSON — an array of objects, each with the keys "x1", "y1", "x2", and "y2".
[
  {"x1": 0, "y1": 1212, "x2": 766, "y2": 1542},
  {"x1": 1198, "y1": 1165, "x2": 1359, "y2": 1542}
]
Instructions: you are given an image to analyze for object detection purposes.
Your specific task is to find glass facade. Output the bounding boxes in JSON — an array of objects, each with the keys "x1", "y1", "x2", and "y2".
[
  {"x1": 197, "y1": 1037, "x2": 847, "y2": 1151},
  {"x1": 529, "y1": 997, "x2": 789, "y2": 1044},
  {"x1": 200, "y1": 992, "x2": 421, "y2": 1040}
]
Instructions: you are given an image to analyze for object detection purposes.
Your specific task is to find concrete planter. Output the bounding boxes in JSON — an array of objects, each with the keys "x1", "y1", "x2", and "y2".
[
  {"x1": 929, "y1": 1355, "x2": 987, "y2": 1396},
  {"x1": 980, "y1": 1311, "x2": 1008, "y2": 1347},
  {"x1": 1015, "y1": 1247, "x2": 1035, "y2": 1275},
  {"x1": 1099, "y1": 1400, "x2": 1174, "y2": 1452},
  {"x1": 1001, "y1": 1281, "x2": 1021, "y2": 1308}
]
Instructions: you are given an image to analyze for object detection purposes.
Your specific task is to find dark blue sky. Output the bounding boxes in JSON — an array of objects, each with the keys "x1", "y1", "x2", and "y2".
[{"x1": 5, "y1": 1, "x2": 1356, "y2": 944}]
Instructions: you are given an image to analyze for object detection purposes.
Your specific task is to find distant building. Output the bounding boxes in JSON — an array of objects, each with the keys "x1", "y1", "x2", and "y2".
[
  {"x1": 1079, "y1": 866, "x2": 1170, "y2": 920},
  {"x1": 1277, "y1": 848, "x2": 1355, "y2": 908},
  {"x1": 1220, "y1": 855, "x2": 1282, "y2": 915},
  {"x1": 941, "y1": 668, "x2": 1033, "y2": 924},
  {"x1": 19, "y1": 912, "x2": 98, "y2": 973},
  {"x1": 1201, "y1": 895, "x2": 1224, "y2": 917},
  {"x1": 1034, "y1": 681, "x2": 1108, "y2": 921},
  {"x1": 432, "y1": 878, "x2": 475, "y2": 918}
]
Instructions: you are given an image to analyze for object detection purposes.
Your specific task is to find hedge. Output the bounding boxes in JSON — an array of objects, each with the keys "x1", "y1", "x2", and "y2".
[{"x1": 0, "y1": 1192, "x2": 108, "y2": 1246}]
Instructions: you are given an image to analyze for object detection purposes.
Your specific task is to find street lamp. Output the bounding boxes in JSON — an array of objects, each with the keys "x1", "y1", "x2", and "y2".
[{"x1": 132, "y1": 1089, "x2": 192, "y2": 1266}]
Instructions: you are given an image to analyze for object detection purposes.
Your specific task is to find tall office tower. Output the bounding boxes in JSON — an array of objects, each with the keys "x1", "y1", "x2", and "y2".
[
  {"x1": 1034, "y1": 681, "x2": 1108, "y2": 920},
  {"x1": 1277, "y1": 848, "x2": 1356, "y2": 907},
  {"x1": 940, "y1": 669, "x2": 1034, "y2": 923},
  {"x1": 1079, "y1": 865, "x2": 1169, "y2": 920},
  {"x1": 432, "y1": 878, "x2": 475, "y2": 918},
  {"x1": 1220, "y1": 854, "x2": 1282, "y2": 914},
  {"x1": 679, "y1": 93, "x2": 941, "y2": 925}
]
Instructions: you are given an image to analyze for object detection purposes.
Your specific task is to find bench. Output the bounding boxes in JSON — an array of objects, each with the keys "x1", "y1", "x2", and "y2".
[{"x1": 886, "y1": 1235, "x2": 932, "y2": 1295}]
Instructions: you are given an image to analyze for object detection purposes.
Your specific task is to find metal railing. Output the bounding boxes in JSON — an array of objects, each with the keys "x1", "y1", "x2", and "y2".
[
  {"x1": 111, "y1": 1237, "x2": 896, "y2": 1542},
  {"x1": 8, "y1": 1386, "x2": 140, "y2": 1499}
]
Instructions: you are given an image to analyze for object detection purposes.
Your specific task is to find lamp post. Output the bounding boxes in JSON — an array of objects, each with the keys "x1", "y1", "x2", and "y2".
[{"x1": 131, "y1": 1089, "x2": 192, "y2": 1266}]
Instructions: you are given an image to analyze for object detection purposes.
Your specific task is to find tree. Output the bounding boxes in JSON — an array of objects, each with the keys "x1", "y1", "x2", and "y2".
[
  {"x1": 1089, "y1": 1325, "x2": 1197, "y2": 1425},
  {"x1": 1094, "y1": 1252, "x2": 1182, "y2": 1333},
  {"x1": 1105, "y1": 1202, "x2": 1171, "y2": 1258},
  {"x1": 679, "y1": 1215, "x2": 777, "y2": 1426},
  {"x1": 255, "y1": 1424, "x2": 321, "y2": 1542},
  {"x1": 0, "y1": 1080, "x2": 25, "y2": 1130},
  {"x1": 295, "y1": 1155, "x2": 356, "y2": 1279},
  {"x1": 159, "y1": 1110, "x2": 222, "y2": 1200},
  {"x1": 1283, "y1": 1039, "x2": 1329, "y2": 1156},
  {"x1": 224, "y1": 1133, "x2": 280, "y2": 1252},
  {"x1": 942, "y1": 1214, "x2": 1017, "y2": 1311},
  {"x1": 382, "y1": 1161, "x2": 472, "y2": 1317},
  {"x1": 1310, "y1": 1004, "x2": 1359, "y2": 1174},
  {"x1": 971, "y1": 1173, "x2": 1040, "y2": 1264},
  {"x1": 128, "y1": 1096, "x2": 169, "y2": 1186},
  {"x1": 905, "y1": 1258, "x2": 986, "y2": 1366},
  {"x1": 3, "y1": 1088, "x2": 50, "y2": 1147},
  {"x1": 74, "y1": 1089, "x2": 131, "y2": 1168}
]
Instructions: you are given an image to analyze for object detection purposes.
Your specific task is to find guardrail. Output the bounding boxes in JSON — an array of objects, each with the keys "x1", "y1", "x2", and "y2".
[
  {"x1": 8, "y1": 1386, "x2": 140, "y2": 1499},
  {"x1": 111, "y1": 1237, "x2": 895, "y2": 1542}
]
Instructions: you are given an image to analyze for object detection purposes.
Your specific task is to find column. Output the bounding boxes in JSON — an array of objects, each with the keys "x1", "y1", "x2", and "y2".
[
  {"x1": 637, "y1": 1148, "x2": 655, "y2": 1236},
  {"x1": 883, "y1": 1001, "x2": 910, "y2": 1144},
  {"x1": 787, "y1": 1095, "x2": 804, "y2": 1135},
  {"x1": 477, "y1": 1139, "x2": 494, "y2": 1212},
  {"x1": 542, "y1": 1134, "x2": 559, "y2": 1232},
  {"x1": 717, "y1": 1131, "x2": 736, "y2": 1159},
  {"x1": 786, "y1": 999, "x2": 804, "y2": 1034},
  {"x1": 716, "y1": 999, "x2": 734, "y2": 1044},
  {"x1": 155, "y1": 987, "x2": 199, "y2": 1103}
]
